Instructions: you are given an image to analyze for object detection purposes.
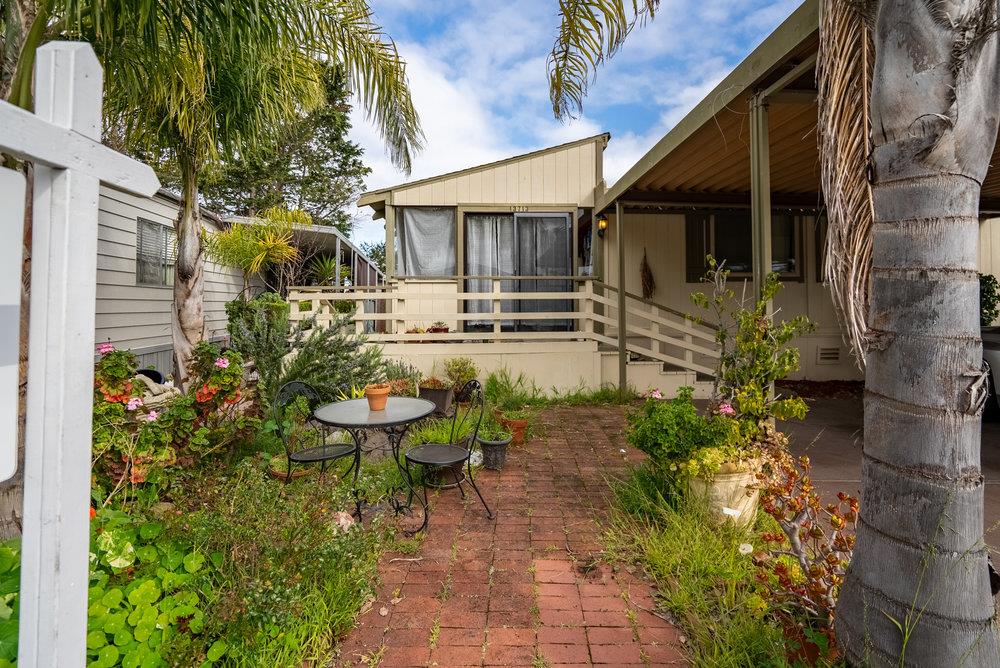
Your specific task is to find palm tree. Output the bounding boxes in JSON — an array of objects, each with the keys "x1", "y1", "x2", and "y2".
[
  {"x1": 548, "y1": 0, "x2": 999, "y2": 663},
  {"x1": 102, "y1": 0, "x2": 422, "y2": 386},
  {"x1": 203, "y1": 207, "x2": 305, "y2": 297}
]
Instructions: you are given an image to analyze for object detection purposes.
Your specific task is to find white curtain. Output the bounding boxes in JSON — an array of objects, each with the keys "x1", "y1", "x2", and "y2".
[
  {"x1": 395, "y1": 207, "x2": 456, "y2": 276},
  {"x1": 465, "y1": 214, "x2": 515, "y2": 327}
]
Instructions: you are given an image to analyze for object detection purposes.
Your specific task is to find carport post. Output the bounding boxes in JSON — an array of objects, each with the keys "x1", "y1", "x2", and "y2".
[
  {"x1": 749, "y1": 91, "x2": 773, "y2": 310},
  {"x1": 616, "y1": 200, "x2": 627, "y2": 395}
]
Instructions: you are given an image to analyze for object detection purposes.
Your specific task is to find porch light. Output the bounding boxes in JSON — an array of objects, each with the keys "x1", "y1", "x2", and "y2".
[{"x1": 596, "y1": 214, "x2": 609, "y2": 238}]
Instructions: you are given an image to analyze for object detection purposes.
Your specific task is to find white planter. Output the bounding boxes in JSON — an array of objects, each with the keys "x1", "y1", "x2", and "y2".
[{"x1": 687, "y1": 459, "x2": 760, "y2": 528}]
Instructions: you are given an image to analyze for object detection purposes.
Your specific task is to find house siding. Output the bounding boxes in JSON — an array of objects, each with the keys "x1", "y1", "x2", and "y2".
[
  {"x1": 602, "y1": 211, "x2": 858, "y2": 380},
  {"x1": 388, "y1": 139, "x2": 602, "y2": 208},
  {"x1": 96, "y1": 186, "x2": 247, "y2": 371}
]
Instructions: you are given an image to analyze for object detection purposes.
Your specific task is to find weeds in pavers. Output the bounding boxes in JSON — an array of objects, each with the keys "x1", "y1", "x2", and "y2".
[
  {"x1": 393, "y1": 535, "x2": 424, "y2": 555},
  {"x1": 428, "y1": 618, "x2": 441, "y2": 649},
  {"x1": 605, "y1": 466, "x2": 792, "y2": 667},
  {"x1": 531, "y1": 650, "x2": 551, "y2": 668},
  {"x1": 362, "y1": 643, "x2": 387, "y2": 668},
  {"x1": 437, "y1": 574, "x2": 454, "y2": 601}
]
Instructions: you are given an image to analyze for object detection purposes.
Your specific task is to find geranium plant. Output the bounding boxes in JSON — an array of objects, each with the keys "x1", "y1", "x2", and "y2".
[{"x1": 625, "y1": 386, "x2": 746, "y2": 480}]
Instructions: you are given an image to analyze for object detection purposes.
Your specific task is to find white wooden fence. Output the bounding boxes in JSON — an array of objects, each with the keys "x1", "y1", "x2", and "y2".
[{"x1": 0, "y1": 43, "x2": 159, "y2": 666}]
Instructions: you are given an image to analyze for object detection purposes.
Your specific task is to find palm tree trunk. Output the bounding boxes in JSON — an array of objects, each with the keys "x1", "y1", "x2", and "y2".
[
  {"x1": 835, "y1": 1, "x2": 1000, "y2": 664},
  {"x1": 172, "y1": 151, "x2": 206, "y2": 387}
]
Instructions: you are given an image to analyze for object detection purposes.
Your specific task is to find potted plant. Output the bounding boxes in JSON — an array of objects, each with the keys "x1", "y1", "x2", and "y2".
[
  {"x1": 364, "y1": 382, "x2": 391, "y2": 411},
  {"x1": 476, "y1": 418, "x2": 512, "y2": 470},
  {"x1": 625, "y1": 386, "x2": 759, "y2": 526},
  {"x1": 443, "y1": 356, "x2": 478, "y2": 391},
  {"x1": 418, "y1": 376, "x2": 454, "y2": 414},
  {"x1": 427, "y1": 320, "x2": 450, "y2": 334},
  {"x1": 497, "y1": 407, "x2": 532, "y2": 446}
]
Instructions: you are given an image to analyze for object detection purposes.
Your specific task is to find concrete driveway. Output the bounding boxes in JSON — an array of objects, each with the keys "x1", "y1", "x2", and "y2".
[{"x1": 781, "y1": 397, "x2": 1000, "y2": 553}]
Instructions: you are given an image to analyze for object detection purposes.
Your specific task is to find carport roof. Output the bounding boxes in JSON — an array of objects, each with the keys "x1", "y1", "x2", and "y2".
[{"x1": 596, "y1": 0, "x2": 1000, "y2": 214}]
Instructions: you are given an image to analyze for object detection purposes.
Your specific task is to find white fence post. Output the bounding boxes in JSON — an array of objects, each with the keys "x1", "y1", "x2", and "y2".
[
  {"x1": 19, "y1": 43, "x2": 104, "y2": 668},
  {"x1": 0, "y1": 42, "x2": 159, "y2": 667}
]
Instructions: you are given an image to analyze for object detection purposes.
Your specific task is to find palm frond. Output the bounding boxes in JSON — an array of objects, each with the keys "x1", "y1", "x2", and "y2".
[
  {"x1": 548, "y1": 0, "x2": 659, "y2": 120},
  {"x1": 817, "y1": 0, "x2": 874, "y2": 367},
  {"x1": 311, "y1": 0, "x2": 423, "y2": 173}
]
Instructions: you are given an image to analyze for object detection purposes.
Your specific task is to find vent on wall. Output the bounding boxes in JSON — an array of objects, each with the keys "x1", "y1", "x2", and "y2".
[{"x1": 816, "y1": 346, "x2": 841, "y2": 365}]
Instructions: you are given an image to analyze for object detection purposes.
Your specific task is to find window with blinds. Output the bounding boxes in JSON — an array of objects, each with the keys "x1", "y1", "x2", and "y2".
[{"x1": 136, "y1": 219, "x2": 176, "y2": 286}]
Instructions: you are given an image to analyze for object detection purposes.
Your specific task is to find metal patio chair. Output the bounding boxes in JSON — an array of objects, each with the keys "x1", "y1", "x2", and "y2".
[
  {"x1": 404, "y1": 379, "x2": 495, "y2": 531},
  {"x1": 273, "y1": 381, "x2": 360, "y2": 486}
]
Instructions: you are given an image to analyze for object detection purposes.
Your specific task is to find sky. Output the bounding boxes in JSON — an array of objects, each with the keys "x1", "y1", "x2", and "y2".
[{"x1": 348, "y1": 0, "x2": 804, "y2": 246}]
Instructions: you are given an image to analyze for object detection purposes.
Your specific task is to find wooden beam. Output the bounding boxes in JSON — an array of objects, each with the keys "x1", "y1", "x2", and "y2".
[
  {"x1": 767, "y1": 89, "x2": 817, "y2": 105},
  {"x1": 761, "y1": 53, "x2": 818, "y2": 100},
  {"x1": 616, "y1": 200, "x2": 627, "y2": 394}
]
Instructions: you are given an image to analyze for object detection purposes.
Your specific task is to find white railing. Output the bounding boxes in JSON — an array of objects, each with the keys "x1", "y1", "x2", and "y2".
[{"x1": 287, "y1": 277, "x2": 720, "y2": 376}]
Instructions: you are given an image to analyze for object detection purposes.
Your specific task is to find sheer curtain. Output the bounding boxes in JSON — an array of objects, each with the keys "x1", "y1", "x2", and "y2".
[
  {"x1": 395, "y1": 207, "x2": 456, "y2": 276},
  {"x1": 465, "y1": 214, "x2": 515, "y2": 328}
]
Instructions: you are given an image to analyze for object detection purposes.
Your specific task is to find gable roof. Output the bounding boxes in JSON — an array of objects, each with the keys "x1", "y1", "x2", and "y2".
[{"x1": 358, "y1": 133, "x2": 610, "y2": 209}]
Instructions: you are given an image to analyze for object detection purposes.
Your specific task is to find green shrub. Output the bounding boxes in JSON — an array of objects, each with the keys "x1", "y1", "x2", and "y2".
[
  {"x1": 227, "y1": 293, "x2": 383, "y2": 409},
  {"x1": 625, "y1": 387, "x2": 744, "y2": 481},
  {"x1": 442, "y1": 357, "x2": 478, "y2": 390},
  {"x1": 476, "y1": 416, "x2": 511, "y2": 442},
  {"x1": 982, "y1": 273, "x2": 1000, "y2": 325}
]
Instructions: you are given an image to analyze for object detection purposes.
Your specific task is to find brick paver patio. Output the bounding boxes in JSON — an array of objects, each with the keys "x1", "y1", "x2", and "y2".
[{"x1": 335, "y1": 406, "x2": 687, "y2": 667}]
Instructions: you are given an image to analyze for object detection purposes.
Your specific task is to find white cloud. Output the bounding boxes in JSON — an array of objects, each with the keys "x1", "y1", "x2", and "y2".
[{"x1": 350, "y1": 0, "x2": 801, "y2": 246}]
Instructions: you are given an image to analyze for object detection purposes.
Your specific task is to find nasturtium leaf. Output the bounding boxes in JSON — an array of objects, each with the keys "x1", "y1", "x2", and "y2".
[
  {"x1": 136, "y1": 546, "x2": 158, "y2": 563},
  {"x1": 140, "y1": 650, "x2": 163, "y2": 668},
  {"x1": 127, "y1": 580, "x2": 160, "y2": 607},
  {"x1": 182, "y1": 552, "x2": 204, "y2": 574},
  {"x1": 207, "y1": 640, "x2": 228, "y2": 661},
  {"x1": 134, "y1": 618, "x2": 155, "y2": 643},
  {"x1": 102, "y1": 613, "x2": 126, "y2": 635},
  {"x1": 0, "y1": 548, "x2": 16, "y2": 575},
  {"x1": 209, "y1": 552, "x2": 223, "y2": 568},
  {"x1": 139, "y1": 523, "x2": 163, "y2": 540},
  {"x1": 113, "y1": 629, "x2": 132, "y2": 647},
  {"x1": 160, "y1": 548, "x2": 183, "y2": 572},
  {"x1": 158, "y1": 595, "x2": 175, "y2": 612},
  {"x1": 86, "y1": 630, "x2": 107, "y2": 650},
  {"x1": 101, "y1": 588, "x2": 124, "y2": 608},
  {"x1": 97, "y1": 644, "x2": 120, "y2": 667}
]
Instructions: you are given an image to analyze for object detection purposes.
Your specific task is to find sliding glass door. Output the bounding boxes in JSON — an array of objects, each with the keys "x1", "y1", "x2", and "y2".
[{"x1": 464, "y1": 212, "x2": 572, "y2": 332}]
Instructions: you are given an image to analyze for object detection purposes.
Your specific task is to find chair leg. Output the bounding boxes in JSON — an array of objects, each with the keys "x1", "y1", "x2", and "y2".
[
  {"x1": 452, "y1": 466, "x2": 466, "y2": 499},
  {"x1": 417, "y1": 468, "x2": 430, "y2": 532},
  {"x1": 466, "y1": 459, "x2": 495, "y2": 520},
  {"x1": 347, "y1": 450, "x2": 362, "y2": 519}
]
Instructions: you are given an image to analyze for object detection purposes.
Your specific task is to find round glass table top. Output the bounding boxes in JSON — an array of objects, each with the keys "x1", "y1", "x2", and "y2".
[{"x1": 313, "y1": 396, "x2": 436, "y2": 428}]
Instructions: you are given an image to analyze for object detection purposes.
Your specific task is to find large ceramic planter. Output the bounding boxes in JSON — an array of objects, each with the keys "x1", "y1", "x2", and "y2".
[
  {"x1": 419, "y1": 386, "x2": 454, "y2": 415},
  {"x1": 478, "y1": 435, "x2": 512, "y2": 470},
  {"x1": 687, "y1": 459, "x2": 760, "y2": 528}
]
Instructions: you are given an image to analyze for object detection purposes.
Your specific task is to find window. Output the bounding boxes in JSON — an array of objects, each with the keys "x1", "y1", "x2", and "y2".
[
  {"x1": 685, "y1": 211, "x2": 802, "y2": 282},
  {"x1": 395, "y1": 207, "x2": 457, "y2": 276},
  {"x1": 136, "y1": 219, "x2": 175, "y2": 286}
]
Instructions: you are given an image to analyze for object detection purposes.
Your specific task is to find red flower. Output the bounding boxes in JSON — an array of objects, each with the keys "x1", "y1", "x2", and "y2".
[{"x1": 89, "y1": 507, "x2": 96, "y2": 520}]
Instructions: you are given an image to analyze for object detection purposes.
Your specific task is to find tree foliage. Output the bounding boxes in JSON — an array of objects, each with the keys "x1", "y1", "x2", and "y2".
[
  {"x1": 359, "y1": 240, "x2": 386, "y2": 273},
  {"x1": 199, "y1": 66, "x2": 370, "y2": 234},
  {"x1": 203, "y1": 208, "x2": 303, "y2": 296}
]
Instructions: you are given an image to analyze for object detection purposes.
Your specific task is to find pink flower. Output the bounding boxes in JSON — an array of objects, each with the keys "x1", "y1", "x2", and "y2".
[
  {"x1": 214, "y1": 357, "x2": 230, "y2": 369},
  {"x1": 145, "y1": 410, "x2": 159, "y2": 422},
  {"x1": 126, "y1": 397, "x2": 143, "y2": 411},
  {"x1": 97, "y1": 342, "x2": 115, "y2": 355},
  {"x1": 718, "y1": 402, "x2": 736, "y2": 416},
  {"x1": 649, "y1": 389, "x2": 663, "y2": 400}
]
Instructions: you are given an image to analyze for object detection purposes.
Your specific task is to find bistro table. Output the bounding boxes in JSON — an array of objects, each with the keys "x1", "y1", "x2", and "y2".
[{"x1": 313, "y1": 396, "x2": 436, "y2": 530}]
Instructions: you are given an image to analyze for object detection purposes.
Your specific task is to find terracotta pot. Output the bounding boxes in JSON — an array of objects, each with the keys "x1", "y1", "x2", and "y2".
[
  {"x1": 502, "y1": 418, "x2": 529, "y2": 446},
  {"x1": 365, "y1": 383, "x2": 391, "y2": 411},
  {"x1": 687, "y1": 458, "x2": 761, "y2": 528}
]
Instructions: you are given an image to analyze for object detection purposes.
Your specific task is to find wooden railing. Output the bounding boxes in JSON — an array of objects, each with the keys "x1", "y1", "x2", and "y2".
[{"x1": 287, "y1": 276, "x2": 719, "y2": 376}]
